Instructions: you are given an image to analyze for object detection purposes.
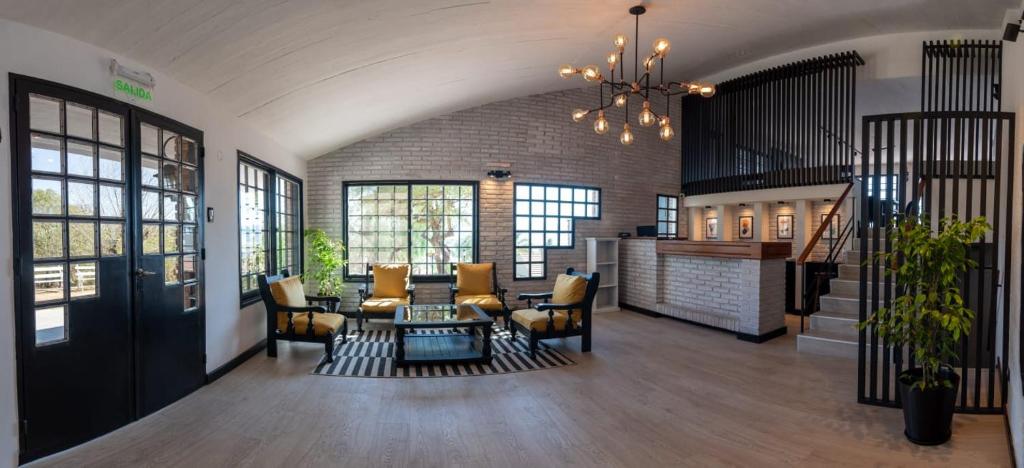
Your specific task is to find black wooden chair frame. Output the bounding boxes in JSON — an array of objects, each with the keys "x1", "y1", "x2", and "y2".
[
  {"x1": 447, "y1": 262, "x2": 511, "y2": 327},
  {"x1": 258, "y1": 269, "x2": 347, "y2": 363},
  {"x1": 509, "y1": 267, "x2": 599, "y2": 359},
  {"x1": 357, "y1": 264, "x2": 416, "y2": 332}
]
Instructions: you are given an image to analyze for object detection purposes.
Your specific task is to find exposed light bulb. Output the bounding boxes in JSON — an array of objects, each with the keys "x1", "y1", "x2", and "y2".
[
  {"x1": 653, "y1": 38, "x2": 671, "y2": 57},
  {"x1": 688, "y1": 83, "x2": 701, "y2": 95},
  {"x1": 638, "y1": 101, "x2": 656, "y2": 127},
  {"x1": 571, "y1": 108, "x2": 589, "y2": 123},
  {"x1": 620, "y1": 123, "x2": 634, "y2": 145},
  {"x1": 700, "y1": 85, "x2": 717, "y2": 98},
  {"x1": 594, "y1": 111, "x2": 609, "y2": 134},
  {"x1": 614, "y1": 34, "x2": 628, "y2": 51},
  {"x1": 607, "y1": 53, "x2": 618, "y2": 68},
  {"x1": 558, "y1": 64, "x2": 576, "y2": 79},
  {"x1": 659, "y1": 123, "x2": 674, "y2": 141},
  {"x1": 659, "y1": 116, "x2": 671, "y2": 128},
  {"x1": 643, "y1": 56, "x2": 656, "y2": 72},
  {"x1": 614, "y1": 93, "x2": 628, "y2": 108},
  {"x1": 581, "y1": 65, "x2": 602, "y2": 82}
]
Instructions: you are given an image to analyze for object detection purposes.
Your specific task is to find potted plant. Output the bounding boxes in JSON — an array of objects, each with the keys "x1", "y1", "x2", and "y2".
[
  {"x1": 860, "y1": 215, "x2": 988, "y2": 445},
  {"x1": 304, "y1": 228, "x2": 347, "y2": 296}
]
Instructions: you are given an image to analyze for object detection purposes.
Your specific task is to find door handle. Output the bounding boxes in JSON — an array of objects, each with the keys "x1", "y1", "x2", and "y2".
[{"x1": 135, "y1": 268, "x2": 157, "y2": 277}]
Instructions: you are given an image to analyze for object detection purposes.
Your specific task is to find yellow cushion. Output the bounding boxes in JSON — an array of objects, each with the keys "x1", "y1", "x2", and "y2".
[
  {"x1": 510, "y1": 308, "x2": 578, "y2": 332},
  {"x1": 361, "y1": 296, "x2": 409, "y2": 313},
  {"x1": 455, "y1": 294, "x2": 504, "y2": 313},
  {"x1": 270, "y1": 276, "x2": 306, "y2": 307},
  {"x1": 372, "y1": 264, "x2": 409, "y2": 298},
  {"x1": 456, "y1": 263, "x2": 492, "y2": 295},
  {"x1": 277, "y1": 311, "x2": 344, "y2": 336},
  {"x1": 552, "y1": 274, "x2": 587, "y2": 305}
]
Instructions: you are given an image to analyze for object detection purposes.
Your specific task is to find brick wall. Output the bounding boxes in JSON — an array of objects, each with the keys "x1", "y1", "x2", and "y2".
[
  {"x1": 307, "y1": 87, "x2": 681, "y2": 311},
  {"x1": 619, "y1": 239, "x2": 787, "y2": 335}
]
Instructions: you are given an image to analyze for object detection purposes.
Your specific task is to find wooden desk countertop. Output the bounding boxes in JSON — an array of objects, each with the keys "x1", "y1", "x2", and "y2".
[{"x1": 653, "y1": 240, "x2": 792, "y2": 260}]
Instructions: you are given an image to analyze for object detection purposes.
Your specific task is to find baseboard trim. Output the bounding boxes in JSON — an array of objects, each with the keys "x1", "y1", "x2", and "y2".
[
  {"x1": 620, "y1": 303, "x2": 787, "y2": 344},
  {"x1": 206, "y1": 338, "x2": 267, "y2": 383},
  {"x1": 620, "y1": 303, "x2": 734, "y2": 334},
  {"x1": 736, "y1": 326, "x2": 788, "y2": 343}
]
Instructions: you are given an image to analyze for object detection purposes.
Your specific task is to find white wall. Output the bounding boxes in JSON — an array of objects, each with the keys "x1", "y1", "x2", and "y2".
[
  {"x1": 0, "y1": 19, "x2": 305, "y2": 466},
  {"x1": 999, "y1": 9, "x2": 1024, "y2": 467}
]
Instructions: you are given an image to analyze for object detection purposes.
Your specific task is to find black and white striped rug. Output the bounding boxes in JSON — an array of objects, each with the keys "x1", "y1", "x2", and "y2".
[{"x1": 312, "y1": 326, "x2": 575, "y2": 378}]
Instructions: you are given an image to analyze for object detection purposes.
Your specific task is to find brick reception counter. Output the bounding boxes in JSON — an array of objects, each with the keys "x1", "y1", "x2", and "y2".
[{"x1": 619, "y1": 239, "x2": 791, "y2": 342}]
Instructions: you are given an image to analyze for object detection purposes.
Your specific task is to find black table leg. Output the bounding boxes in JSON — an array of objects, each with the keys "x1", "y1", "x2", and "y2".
[
  {"x1": 482, "y1": 323, "x2": 492, "y2": 363},
  {"x1": 396, "y1": 327, "x2": 406, "y2": 364}
]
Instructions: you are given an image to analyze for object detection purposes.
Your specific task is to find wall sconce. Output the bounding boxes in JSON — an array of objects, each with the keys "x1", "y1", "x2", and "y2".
[{"x1": 487, "y1": 170, "x2": 512, "y2": 180}]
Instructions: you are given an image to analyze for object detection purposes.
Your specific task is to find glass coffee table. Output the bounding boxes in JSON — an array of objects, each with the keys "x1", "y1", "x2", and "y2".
[{"x1": 393, "y1": 304, "x2": 493, "y2": 366}]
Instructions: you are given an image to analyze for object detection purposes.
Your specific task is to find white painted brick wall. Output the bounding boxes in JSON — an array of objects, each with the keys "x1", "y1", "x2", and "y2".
[
  {"x1": 619, "y1": 241, "x2": 786, "y2": 335},
  {"x1": 307, "y1": 87, "x2": 681, "y2": 311}
]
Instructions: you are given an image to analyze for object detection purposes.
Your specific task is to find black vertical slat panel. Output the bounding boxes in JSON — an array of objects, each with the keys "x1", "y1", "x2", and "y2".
[
  {"x1": 1000, "y1": 115, "x2": 1015, "y2": 407},
  {"x1": 967, "y1": 112, "x2": 979, "y2": 409},
  {"x1": 987, "y1": 118, "x2": 1003, "y2": 409},
  {"x1": 953, "y1": 113, "x2": 967, "y2": 408},
  {"x1": 978, "y1": 115, "x2": 990, "y2": 408},
  {"x1": 882, "y1": 117, "x2": 896, "y2": 402},
  {"x1": 858, "y1": 116, "x2": 871, "y2": 403},
  {"x1": 869, "y1": 118, "x2": 883, "y2": 401}
]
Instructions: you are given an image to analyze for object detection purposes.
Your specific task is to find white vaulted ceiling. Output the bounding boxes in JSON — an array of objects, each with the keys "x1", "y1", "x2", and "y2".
[{"x1": 0, "y1": 0, "x2": 1014, "y2": 158}]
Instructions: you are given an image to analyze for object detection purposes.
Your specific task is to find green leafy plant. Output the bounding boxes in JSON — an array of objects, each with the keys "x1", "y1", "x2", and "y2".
[
  {"x1": 860, "y1": 215, "x2": 989, "y2": 390},
  {"x1": 304, "y1": 229, "x2": 347, "y2": 296}
]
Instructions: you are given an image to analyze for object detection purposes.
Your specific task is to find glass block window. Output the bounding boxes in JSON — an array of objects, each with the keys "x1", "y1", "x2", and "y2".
[
  {"x1": 237, "y1": 153, "x2": 303, "y2": 302},
  {"x1": 657, "y1": 194, "x2": 678, "y2": 238},
  {"x1": 345, "y1": 182, "x2": 477, "y2": 278},
  {"x1": 513, "y1": 183, "x2": 600, "y2": 280}
]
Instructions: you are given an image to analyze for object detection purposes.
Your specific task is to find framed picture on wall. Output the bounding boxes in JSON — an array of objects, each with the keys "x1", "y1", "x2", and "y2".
[
  {"x1": 706, "y1": 217, "x2": 719, "y2": 240},
  {"x1": 821, "y1": 213, "x2": 840, "y2": 240},
  {"x1": 738, "y1": 216, "x2": 754, "y2": 239},
  {"x1": 777, "y1": 214, "x2": 794, "y2": 239}
]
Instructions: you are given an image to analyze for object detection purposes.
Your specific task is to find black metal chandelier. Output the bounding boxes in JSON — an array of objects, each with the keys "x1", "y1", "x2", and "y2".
[{"x1": 559, "y1": 5, "x2": 716, "y2": 145}]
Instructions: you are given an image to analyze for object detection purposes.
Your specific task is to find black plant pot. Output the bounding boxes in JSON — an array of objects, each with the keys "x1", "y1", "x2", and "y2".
[{"x1": 897, "y1": 367, "x2": 960, "y2": 445}]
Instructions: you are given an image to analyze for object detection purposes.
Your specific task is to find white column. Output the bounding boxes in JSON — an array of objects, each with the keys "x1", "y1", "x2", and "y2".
[
  {"x1": 688, "y1": 207, "x2": 704, "y2": 241},
  {"x1": 794, "y1": 200, "x2": 813, "y2": 310},
  {"x1": 717, "y1": 205, "x2": 734, "y2": 241},
  {"x1": 753, "y1": 202, "x2": 769, "y2": 241}
]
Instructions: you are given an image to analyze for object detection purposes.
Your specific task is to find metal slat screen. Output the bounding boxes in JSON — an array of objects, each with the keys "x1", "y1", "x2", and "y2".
[
  {"x1": 680, "y1": 51, "x2": 864, "y2": 196},
  {"x1": 858, "y1": 112, "x2": 1015, "y2": 414},
  {"x1": 922, "y1": 40, "x2": 1001, "y2": 113}
]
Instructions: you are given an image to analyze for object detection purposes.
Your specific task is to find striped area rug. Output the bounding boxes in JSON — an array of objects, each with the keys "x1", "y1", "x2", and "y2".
[{"x1": 312, "y1": 326, "x2": 575, "y2": 378}]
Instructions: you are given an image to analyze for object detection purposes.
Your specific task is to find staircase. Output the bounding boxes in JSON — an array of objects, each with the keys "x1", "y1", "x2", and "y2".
[{"x1": 796, "y1": 244, "x2": 893, "y2": 358}]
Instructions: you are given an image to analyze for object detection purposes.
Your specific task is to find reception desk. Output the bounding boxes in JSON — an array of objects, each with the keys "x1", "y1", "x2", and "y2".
[{"x1": 620, "y1": 239, "x2": 791, "y2": 342}]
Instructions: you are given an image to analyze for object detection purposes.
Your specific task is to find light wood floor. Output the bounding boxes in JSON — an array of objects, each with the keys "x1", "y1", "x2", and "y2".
[{"x1": 30, "y1": 312, "x2": 1010, "y2": 467}]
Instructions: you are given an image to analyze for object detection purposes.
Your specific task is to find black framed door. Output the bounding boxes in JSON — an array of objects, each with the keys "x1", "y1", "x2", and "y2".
[
  {"x1": 132, "y1": 110, "x2": 205, "y2": 416},
  {"x1": 10, "y1": 74, "x2": 205, "y2": 462},
  {"x1": 11, "y1": 76, "x2": 135, "y2": 461}
]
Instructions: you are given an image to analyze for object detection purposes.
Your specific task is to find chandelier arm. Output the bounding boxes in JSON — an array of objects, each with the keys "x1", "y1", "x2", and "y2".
[{"x1": 633, "y1": 13, "x2": 639, "y2": 84}]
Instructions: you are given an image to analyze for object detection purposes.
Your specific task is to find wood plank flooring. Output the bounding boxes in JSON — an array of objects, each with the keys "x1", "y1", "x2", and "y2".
[{"x1": 29, "y1": 312, "x2": 1010, "y2": 467}]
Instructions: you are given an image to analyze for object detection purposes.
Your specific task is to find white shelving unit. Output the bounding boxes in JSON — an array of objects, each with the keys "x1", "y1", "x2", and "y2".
[{"x1": 586, "y1": 237, "x2": 620, "y2": 313}]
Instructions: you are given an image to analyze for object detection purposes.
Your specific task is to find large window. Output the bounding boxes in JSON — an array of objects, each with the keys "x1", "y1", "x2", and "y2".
[
  {"x1": 657, "y1": 194, "x2": 678, "y2": 238},
  {"x1": 237, "y1": 153, "x2": 303, "y2": 303},
  {"x1": 513, "y1": 183, "x2": 600, "y2": 280},
  {"x1": 345, "y1": 182, "x2": 477, "y2": 279}
]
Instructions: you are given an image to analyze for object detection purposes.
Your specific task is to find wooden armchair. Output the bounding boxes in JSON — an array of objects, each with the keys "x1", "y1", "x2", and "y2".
[
  {"x1": 357, "y1": 263, "x2": 415, "y2": 332},
  {"x1": 258, "y1": 270, "x2": 347, "y2": 363},
  {"x1": 448, "y1": 262, "x2": 510, "y2": 327},
  {"x1": 509, "y1": 268, "x2": 599, "y2": 359}
]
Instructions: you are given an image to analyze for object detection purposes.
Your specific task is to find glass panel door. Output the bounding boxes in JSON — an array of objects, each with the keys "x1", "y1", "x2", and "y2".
[
  {"x1": 12, "y1": 77, "x2": 133, "y2": 461},
  {"x1": 132, "y1": 111, "x2": 205, "y2": 416}
]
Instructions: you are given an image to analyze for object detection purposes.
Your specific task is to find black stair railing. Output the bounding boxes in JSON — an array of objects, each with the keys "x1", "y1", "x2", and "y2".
[{"x1": 796, "y1": 182, "x2": 854, "y2": 333}]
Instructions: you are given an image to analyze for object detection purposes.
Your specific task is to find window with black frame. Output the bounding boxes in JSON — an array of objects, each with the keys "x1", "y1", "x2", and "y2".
[
  {"x1": 513, "y1": 183, "x2": 600, "y2": 280},
  {"x1": 344, "y1": 182, "x2": 477, "y2": 279},
  {"x1": 657, "y1": 194, "x2": 678, "y2": 238},
  {"x1": 237, "y1": 153, "x2": 303, "y2": 303}
]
